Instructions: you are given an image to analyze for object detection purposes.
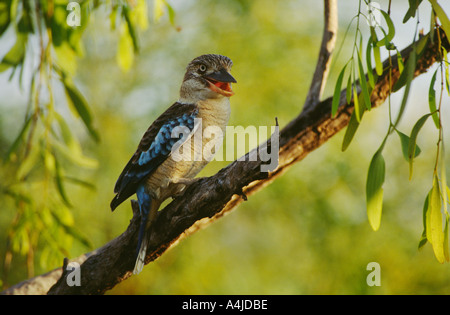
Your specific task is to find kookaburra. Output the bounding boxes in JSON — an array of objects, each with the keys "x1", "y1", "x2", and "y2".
[{"x1": 110, "y1": 54, "x2": 236, "y2": 274}]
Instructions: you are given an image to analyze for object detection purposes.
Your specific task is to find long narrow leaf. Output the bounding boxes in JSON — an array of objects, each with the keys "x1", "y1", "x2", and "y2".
[
  {"x1": 353, "y1": 85, "x2": 361, "y2": 122},
  {"x1": 53, "y1": 152, "x2": 72, "y2": 207},
  {"x1": 444, "y1": 47, "x2": 450, "y2": 95},
  {"x1": 332, "y1": 64, "x2": 347, "y2": 117},
  {"x1": 371, "y1": 31, "x2": 383, "y2": 76},
  {"x1": 50, "y1": 210, "x2": 93, "y2": 249},
  {"x1": 396, "y1": 50, "x2": 404, "y2": 74},
  {"x1": 429, "y1": 0, "x2": 450, "y2": 41},
  {"x1": 346, "y1": 67, "x2": 353, "y2": 104},
  {"x1": 444, "y1": 214, "x2": 450, "y2": 262},
  {"x1": 4, "y1": 114, "x2": 32, "y2": 161},
  {"x1": 430, "y1": 175, "x2": 445, "y2": 263},
  {"x1": 393, "y1": 45, "x2": 417, "y2": 127},
  {"x1": 376, "y1": 10, "x2": 396, "y2": 47},
  {"x1": 366, "y1": 35, "x2": 376, "y2": 88},
  {"x1": 408, "y1": 114, "x2": 431, "y2": 179},
  {"x1": 419, "y1": 191, "x2": 431, "y2": 249},
  {"x1": 122, "y1": 5, "x2": 139, "y2": 52},
  {"x1": 0, "y1": 33, "x2": 26, "y2": 73},
  {"x1": 428, "y1": 68, "x2": 439, "y2": 128},
  {"x1": 357, "y1": 51, "x2": 372, "y2": 110},
  {"x1": 440, "y1": 144, "x2": 448, "y2": 214},
  {"x1": 366, "y1": 149, "x2": 386, "y2": 231},
  {"x1": 342, "y1": 109, "x2": 361, "y2": 152},
  {"x1": 62, "y1": 79, "x2": 99, "y2": 142},
  {"x1": 393, "y1": 48, "x2": 416, "y2": 92}
]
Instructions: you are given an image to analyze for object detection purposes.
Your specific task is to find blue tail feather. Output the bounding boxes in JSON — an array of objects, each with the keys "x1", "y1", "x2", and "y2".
[{"x1": 134, "y1": 184, "x2": 152, "y2": 274}]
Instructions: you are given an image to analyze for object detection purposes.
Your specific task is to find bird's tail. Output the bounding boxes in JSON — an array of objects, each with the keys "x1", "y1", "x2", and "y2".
[
  {"x1": 133, "y1": 185, "x2": 159, "y2": 275},
  {"x1": 133, "y1": 226, "x2": 148, "y2": 275}
]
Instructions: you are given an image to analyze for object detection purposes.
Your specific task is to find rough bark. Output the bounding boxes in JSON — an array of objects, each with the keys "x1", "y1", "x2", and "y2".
[
  {"x1": 303, "y1": 0, "x2": 338, "y2": 111},
  {"x1": 2, "y1": 26, "x2": 448, "y2": 295}
]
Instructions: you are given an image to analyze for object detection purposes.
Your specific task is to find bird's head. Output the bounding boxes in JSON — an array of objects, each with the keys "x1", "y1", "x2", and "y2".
[{"x1": 179, "y1": 54, "x2": 237, "y2": 103}]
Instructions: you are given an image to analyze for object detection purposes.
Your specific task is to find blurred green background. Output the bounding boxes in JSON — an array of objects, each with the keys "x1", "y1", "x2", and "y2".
[{"x1": 1, "y1": 0, "x2": 450, "y2": 294}]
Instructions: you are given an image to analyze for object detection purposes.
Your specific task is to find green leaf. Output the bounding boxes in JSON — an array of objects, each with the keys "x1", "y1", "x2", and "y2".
[
  {"x1": 440, "y1": 144, "x2": 448, "y2": 214},
  {"x1": 166, "y1": 1, "x2": 176, "y2": 25},
  {"x1": 366, "y1": 36, "x2": 376, "y2": 88},
  {"x1": 408, "y1": 114, "x2": 431, "y2": 179},
  {"x1": 444, "y1": 47, "x2": 450, "y2": 95},
  {"x1": 346, "y1": 68, "x2": 353, "y2": 104},
  {"x1": 154, "y1": 0, "x2": 165, "y2": 22},
  {"x1": 52, "y1": 112, "x2": 98, "y2": 169},
  {"x1": 353, "y1": 84, "x2": 361, "y2": 122},
  {"x1": 64, "y1": 176, "x2": 96, "y2": 190},
  {"x1": 428, "y1": 69, "x2": 440, "y2": 129},
  {"x1": 332, "y1": 64, "x2": 347, "y2": 117},
  {"x1": 393, "y1": 47, "x2": 416, "y2": 92},
  {"x1": 429, "y1": 0, "x2": 450, "y2": 41},
  {"x1": 48, "y1": 4, "x2": 68, "y2": 47},
  {"x1": 371, "y1": 31, "x2": 383, "y2": 76},
  {"x1": 54, "y1": 42, "x2": 78, "y2": 76},
  {"x1": 50, "y1": 210, "x2": 93, "y2": 249},
  {"x1": 135, "y1": 0, "x2": 149, "y2": 30},
  {"x1": 403, "y1": 0, "x2": 423, "y2": 23},
  {"x1": 420, "y1": 189, "x2": 432, "y2": 249},
  {"x1": 0, "y1": 0, "x2": 11, "y2": 36},
  {"x1": 373, "y1": 44, "x2": 383, "y2": 76},
  {"x1": 53, "y1": 152, "x2": 72, "y2": 207},
  {"x1": 52, "y1": 139, "x2": 98, "y2": 169},
  {"x1": 396, "y1": 129, "x2": 421, "y2": 161},
  {"x1": 429, "y1": 175, "x2": 445, "y2": 263},
  {"x1": 393, "y1": 44, "x2": 417, "y2": 128},
  {"x1": 376, "y1": 10, "x2": 396, "y2": 47},
  {"x1": 122, "y1": 5, "x2": 139, "y2": 52},
  {"x1": 366, "y1": 149, "x2": 386, "y2": 231},
  {"x1": 109, "y1": 3, "x2": 119, "y2": 30},
  {"x1": 447, "y1": 186, "x2": 450, "y2": 203},
  {"x1": 445, "y1": 214, "x2": 450, "y2": 262},
  {"x1": 357, "y1": 50, "x2": 372, "y2": 110},
  {"x1": 396, "y1": 50, "x2": 404, "y2": 74},
  {"x1": 4, "y1": 115, "x2": 32, "y2": 162},
  {"x1": 418, "y1": 230, "x2": 428, "y2": 249},
  {"x1": 16, "y1": 0, "x2": 34, "y2": 34},
  {"x1": 16, "y1": 143, "x2": 40, "y2": 180},
  {"x1": 62, "y1": 78, "x2": 99, "y2": 142},
  {"x1": 117, "y1": 23, "x2": 135, "y2": 72},
  {"x1": 342, "y1": 108, "x2": 362, "y2": 152},
  {"x1": 0, "y1": 33, "x2": 26, "y2": 73},
  {"x1": 54, "y1": 112, "x2": 74, "y2": 147},
  {"x1": 431, "y1": 8, "x2": 436, "y2": 43},
  {"x1": 416, "y1": 34, "x2": 430, "y2": 57}
]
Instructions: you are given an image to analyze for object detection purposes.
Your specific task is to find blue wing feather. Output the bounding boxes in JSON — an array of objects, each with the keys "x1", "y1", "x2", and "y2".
[{"x1": 110, "y1": 102, "x2": 198, "y2": 211}]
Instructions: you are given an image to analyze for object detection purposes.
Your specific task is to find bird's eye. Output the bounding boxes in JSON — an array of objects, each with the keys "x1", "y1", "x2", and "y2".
[{"x1": 198, "y1": 64, "x2": 207, "y2": 73}]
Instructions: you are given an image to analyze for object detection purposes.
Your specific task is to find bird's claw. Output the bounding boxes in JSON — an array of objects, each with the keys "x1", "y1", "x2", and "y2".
[{"x1": 171, "y1": 177, "x2": 203, "y2": 199}]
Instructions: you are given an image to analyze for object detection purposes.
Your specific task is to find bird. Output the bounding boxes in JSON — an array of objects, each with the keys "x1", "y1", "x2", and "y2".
[{"x1": 110, "y1": 54, "x2": 237, "y2": 274}]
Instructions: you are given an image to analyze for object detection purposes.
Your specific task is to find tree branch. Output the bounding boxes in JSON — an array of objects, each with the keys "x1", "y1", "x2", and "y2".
[
  {"x1": 2, "y1": 29, "x2": 448, "y2": 295},
  {"x1": 303, "y1": 0, "x2": 338, "y2": 111}
]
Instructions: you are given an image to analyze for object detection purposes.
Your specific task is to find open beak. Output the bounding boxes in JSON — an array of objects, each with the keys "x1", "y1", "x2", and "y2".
[{"x1": 205, "y1": 69, "x2": 237, "y2": 97}]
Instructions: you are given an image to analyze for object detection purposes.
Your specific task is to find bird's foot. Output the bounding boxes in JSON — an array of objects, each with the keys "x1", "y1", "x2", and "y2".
[{"x1": 171, "y1": 177, "x2": 204, "y2": 199}]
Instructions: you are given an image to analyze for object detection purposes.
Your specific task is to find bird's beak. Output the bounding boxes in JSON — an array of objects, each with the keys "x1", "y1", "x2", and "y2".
[{"x1": 205, "y1": 69, "x2": 237, "y2": 97}]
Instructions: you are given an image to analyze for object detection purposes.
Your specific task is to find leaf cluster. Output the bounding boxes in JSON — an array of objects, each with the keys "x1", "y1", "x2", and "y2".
[
  {"x1": 333, "y1": 0, "x2": 450, "y2": 263},
  {"x1": 0, "y1": 0, "x2": 175, "y2": 276}
]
